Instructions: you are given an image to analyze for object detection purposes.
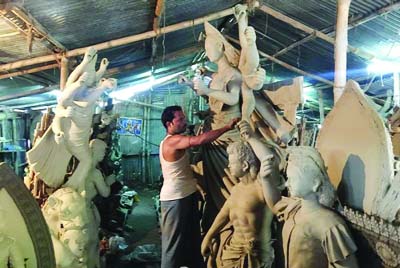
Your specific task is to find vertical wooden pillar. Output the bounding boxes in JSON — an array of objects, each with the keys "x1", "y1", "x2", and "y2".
[
  {"x1": 318, "y1": 89, "x2": 325, "y2": 124},
  {"x1": 60, "y1": 56, "x2": 68, "y2": 91},
  {"x1": 394, "y1": 72, "x2": 400, "y2": 107},
  {"x1": 334, "y1": 0, "x2": 351, "y2": 103}
]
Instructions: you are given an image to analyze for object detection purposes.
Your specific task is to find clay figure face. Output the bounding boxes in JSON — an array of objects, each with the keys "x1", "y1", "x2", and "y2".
[
  {"x1": 228, "y1": 152, "x2": 246, "y2": 178},
  {"x1": 44, "y1": 190, "x2": 88, "y2": 229},
  {"x1": 92, "y1": 144, "x2": 106, "y2": 163},
  {"x1": 285, "y1": 163, "x2": 314, "y2": 198},
  {"x1": 205, "y1": 36, "x2": 223, "y2": 63},
  {"x1": 100, "y1": 111, "x2": 113, "y2": 127},
  {"x1": 61, "y1": 229, "x2": 88, "y2": 257},
  {"x1": 169, "y1": 110, "x2": 187, "y2": 134}
]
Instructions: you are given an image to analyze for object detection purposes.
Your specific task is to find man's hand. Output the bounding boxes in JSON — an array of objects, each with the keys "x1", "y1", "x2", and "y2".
[
  {"x1": 193, "y1": 78, "x2": 210, "y2": 96},
  {"x1": 227, "y1": 118, "x2": 240, "y2": 130},
  {"x1": 238, "y1": 120, "x2": 254, "y2": 140},
  {"x1": 260, "y1": 154, "x2": 275, "y2": 179}
]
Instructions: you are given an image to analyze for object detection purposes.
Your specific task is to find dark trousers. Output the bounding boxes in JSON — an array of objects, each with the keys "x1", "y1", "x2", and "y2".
[{"x1": 161, "y1": 192, "x2": 204, "y2": 268}]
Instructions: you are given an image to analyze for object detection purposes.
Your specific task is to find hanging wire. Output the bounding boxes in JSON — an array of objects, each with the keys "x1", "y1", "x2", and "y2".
[
  {"x1": 162, "y1": 2, "x2": 166, "y2": 67},
  {"x1": 297, "y1": 46, "x2": 301, "y2": 68}
]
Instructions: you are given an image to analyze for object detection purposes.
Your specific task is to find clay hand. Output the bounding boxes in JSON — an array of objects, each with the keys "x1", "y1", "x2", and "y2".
[
  {"x1": 100, "y1": 58, "x2": 109, "y2": 69},
  {"x1": 227, "y1": 117, "x2": 240, "y2": 130},
  {"x1": 244, "y1": 67, "x2": 265, "y2": 90},
  {"x1": 54, "y1": 132, "x2": 65, "y2": 145},
  {"x1": 83, "y1": 47, "x2": 97, "y2": 64},
  {"x1": 201, "y1": 238, "x2": 212, "y2": 257},
  {"x1": 238, "y1": 120, "x2": 253, "y2": 140},
  {"x1": 193, "y1": 78, "x2": 210, "y2": 96},
  {"x1": 106, "y1": 174, "x2": 116, "y2": 186},
  {"x1": 99, "y1": 78, "x2": 117, "y2": 90},
  {"x1": 64, "y1": 107, "x2": 75, "y2": 118},
  {"x1": 260, "y1": 154, "x2": 274, "y2": 179},
  {"x1": 245, "y1": 26, "x2": 257, "y2": 43},
  {"x1": 234, "y1": 4, "x2": 247, "y2": 22}
]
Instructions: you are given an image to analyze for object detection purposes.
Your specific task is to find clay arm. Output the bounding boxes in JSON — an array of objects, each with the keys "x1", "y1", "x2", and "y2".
[
  {"x1": 238, "y1": 120, "x2": 281, "y2": 211},
  {"x1": 166, "y1": 118, "x2": 239, "y2": 150},
  {"x1": 193, "y1": 79, "x2": 240, "y2": 106},
  {"x1": 83, "y1": 78, "x2": 117, "y2": 105},
  {"x1": 201, "y1": 201, "x2": 230, "y2": 256},
  {"x1": 92, "y1": 171, "x2": 115, "y2": 198},
  {"x1": 259, "y1": 155, "x2": 282, "y2": 213},
  {"x1": 95, "y1": 58, "x2": 109, "y2": 82}
]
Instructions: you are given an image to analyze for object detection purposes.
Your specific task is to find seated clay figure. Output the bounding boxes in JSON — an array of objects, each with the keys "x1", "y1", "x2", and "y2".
[
  {"x1": 258, "y1": 145, "x2": 359, "y2": 268},
  {"x1": 0, "y1": 209, "x2": 24, "y2": 268},
  {"x1": 83, "y1": 139, "x2": 116, "y2": 268},
  {"x1": 85, "y1": 139, "x2": 116, "y2": 202},
  {"x1": 201, "y1": 130, "x2": 282, "y2": 267}
]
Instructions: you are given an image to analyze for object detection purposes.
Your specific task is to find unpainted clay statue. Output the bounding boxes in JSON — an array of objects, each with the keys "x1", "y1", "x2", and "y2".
[
  {"x1": 0, "y1": 209, "x2": 24, "y2": 268},
  {"x1": 202, "y1": 121, "x2": 283, "y2": 268},
  {"x1": 27, "y1": 47, "x2": 117, "y2": 192},
  {"x1": 260, "y1": 146, "x2": 359, "y2": 268},
  {"x1": 234, "y1": 3, "x2": 266, "y2": 123},
  {"x1": 192, "y1": 21, "x2": 242, "y2": 141},
  {"x1": 42, "y1": 187, "x2": 91, "y2": 268}
]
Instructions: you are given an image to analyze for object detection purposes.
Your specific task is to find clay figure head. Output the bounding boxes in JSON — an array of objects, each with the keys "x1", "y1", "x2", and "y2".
[
  {"x1": 204, "y1": 22, "x2": 240, "y2": 66},
  {"x1": 61, "y1": 229, "x2": 89, "y2": 258},
  {"x1": 227, "y1": 141, "x2": 260, "y2": 179},
  {"x1": 100, "y1": 111, "x2": 113, "y2": 127},
  {"x1": 90, "y1": 139, "x2": 107, "y2": 163},
  {"x1": 285, "y1": 146, "x2": 336, "y2": 206},
  {"x1": 43, "y1": 188, "x2": 89, "y2": 230},
  {"x1": 161, "y1": 105, "x2": 187, "y2": 134}
]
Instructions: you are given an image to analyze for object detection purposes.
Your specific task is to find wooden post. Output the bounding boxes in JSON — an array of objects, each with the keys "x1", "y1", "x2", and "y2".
[
  {"x1": 334, "y1": 0, "x2": 352, "y2": 103},
  {"x1": 394, "y1": 72, "x2": 400, "y2": 107},
  {"x1": 59, "y1": 56, "x2": 68, "y2": 91}
]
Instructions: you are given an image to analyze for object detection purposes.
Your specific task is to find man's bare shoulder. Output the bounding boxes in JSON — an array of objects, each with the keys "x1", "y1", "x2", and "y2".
[{"x1": 163, "y1": 134, "x2": 188, "y2": 149}]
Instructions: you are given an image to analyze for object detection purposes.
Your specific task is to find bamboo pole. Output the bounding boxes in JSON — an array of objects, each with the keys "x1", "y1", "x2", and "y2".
[
  {"x1": 334, "y1": 0, "x2": 351, "y2": 103},
  {"x1": 226, "y1": 36, "x2": 334, "y2": 86},
  {"x1": 59, "y1": 56, "x2": 68, "y2": 91},
  {"x1": 259, "y1": 4, "x2": 375, "y2": 61},
  {"x1": 0, "y1": 7, "x2": 234, "y2": 73},
  {"x1": 0, "y1": 63, "x2": 59, "y2": 80},
  {"x1": 0, "y1": 86, "x2": 57, "y2": 102},
  {"x1": 272, "y1": 1, "x2": 400, "y2": 59}
]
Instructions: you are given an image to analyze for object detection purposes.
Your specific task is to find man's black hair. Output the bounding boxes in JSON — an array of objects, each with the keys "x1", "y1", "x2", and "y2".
[{"x1": 161, "y1": 105, "x2": 182, "y2": 129}]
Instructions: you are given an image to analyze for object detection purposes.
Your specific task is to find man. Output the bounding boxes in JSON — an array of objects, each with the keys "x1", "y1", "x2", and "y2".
[
  {"x1": 201, "y1": 138, "x2": 280, "y2": 268},
  {"x1": 257, "y1": 145, "x2": 359, "y2": 268},
  {"x1": 159, "y1": 105, "x2": 239, "y2": 268}
]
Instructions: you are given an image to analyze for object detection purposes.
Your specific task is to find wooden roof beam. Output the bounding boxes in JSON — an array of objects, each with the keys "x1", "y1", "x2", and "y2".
[
  {"x1": 259, "y1": 4, "x2": 375, "y2": 61},
  {"x1": 0, "y1": 7, "x2": 235, "y2": 73},
  {"x1": 272, "y1": 1, "x2": 400, "y2": 58},
  {"x1": 226, "y1": 36, "x2": 334, "y2": 86}
]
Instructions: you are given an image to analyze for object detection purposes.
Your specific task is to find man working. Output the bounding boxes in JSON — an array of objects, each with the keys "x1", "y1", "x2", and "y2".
[{"x1": 159, "y1": 105, "x2": 239, "y2": 268}]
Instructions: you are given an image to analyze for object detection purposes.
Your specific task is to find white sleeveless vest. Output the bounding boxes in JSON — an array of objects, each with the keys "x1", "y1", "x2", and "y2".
[{"x1": 159, "y1": 135, "x2": 197, "y2": 201}]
